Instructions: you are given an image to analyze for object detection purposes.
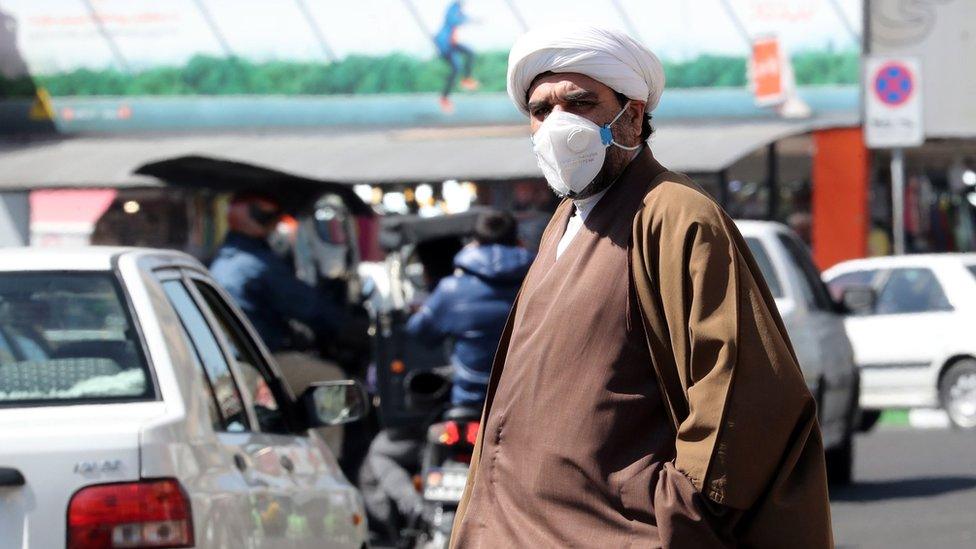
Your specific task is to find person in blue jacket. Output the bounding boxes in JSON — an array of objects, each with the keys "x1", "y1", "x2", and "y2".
[
  {"x1": 210, "y1": 193, "x2": 342, "y2": 353},
  {"x1": 434, "y1": 0, "x2": 479, "y2": 113},
  {"x1": 406, "y1": 210, "x2": 533, "y2": 407}
]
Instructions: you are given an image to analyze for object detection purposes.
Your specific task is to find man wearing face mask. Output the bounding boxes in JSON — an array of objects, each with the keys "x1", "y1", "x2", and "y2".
[
  {"x1": 210, "y1": 193, "x2": 343, "y2": 353},
  {"x1": 451, "y1": 27, "x2": 832, "y2": 548}
]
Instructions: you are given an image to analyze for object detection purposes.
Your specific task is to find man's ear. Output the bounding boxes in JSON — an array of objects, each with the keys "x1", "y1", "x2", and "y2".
[{"x1": 629, "y1": 100, "x2": 646, "y2": 129}]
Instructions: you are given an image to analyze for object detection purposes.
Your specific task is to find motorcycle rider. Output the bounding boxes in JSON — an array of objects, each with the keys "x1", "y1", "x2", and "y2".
[
  {"x1": 210, "y1": 192, "x2": 344, "y2": 352},
  {"x1": 406, "y1": 210, "x2": 533, "y2": 407},
  {"x1": 359, "y1": 211, "x2": 532, "y2": 543},
  {"x1": 211, "y1": 192, "x2": 373, "y2": 477}
]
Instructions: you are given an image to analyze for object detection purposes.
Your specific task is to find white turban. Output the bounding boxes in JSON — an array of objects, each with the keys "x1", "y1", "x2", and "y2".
[{"x1": 507, "y1": 25, "x2": 666, "y2": 117}]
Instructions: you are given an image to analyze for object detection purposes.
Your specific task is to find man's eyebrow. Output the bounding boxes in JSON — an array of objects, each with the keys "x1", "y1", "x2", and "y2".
[
  {"x1": 527, "y1": 98, "x2": 551, "y2": 111},
  {"x1": 562, "y1": 89, "x2": 598, "y2": 102},
  {"x1": 527, "y1": 89, "x2": 598, "y2": 111}
]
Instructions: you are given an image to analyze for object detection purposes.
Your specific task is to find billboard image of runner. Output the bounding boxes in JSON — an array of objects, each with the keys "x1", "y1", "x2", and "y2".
[{"x1": 0, "y1": 0, "x2": 862, "y2": 132}]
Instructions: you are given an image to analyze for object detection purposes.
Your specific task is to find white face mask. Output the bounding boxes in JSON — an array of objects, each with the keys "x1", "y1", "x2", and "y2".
[{"x1": 531, "y1": 101, "x2": 641, "y2": 198}]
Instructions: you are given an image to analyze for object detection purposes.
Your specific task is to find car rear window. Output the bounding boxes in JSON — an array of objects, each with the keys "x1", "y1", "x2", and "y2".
[
  {"x1": 0, "y1": 272, "x2": 151, "y2": 406},
  {"x1": 744, "y1": 237, "x2": 784, "y2": 298},
  {"x1": 776, "y1": 233, "x2": 834, "y2": 311}
]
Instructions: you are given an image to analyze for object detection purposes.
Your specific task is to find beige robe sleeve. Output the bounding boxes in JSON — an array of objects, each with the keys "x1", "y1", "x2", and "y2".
[{"x1": 631, "y1": 177, "x2": 833, "y2": 547}]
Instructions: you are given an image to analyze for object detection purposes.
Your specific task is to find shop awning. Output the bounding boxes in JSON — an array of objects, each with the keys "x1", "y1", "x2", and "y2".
[
  {"x1": 135, "y1": 156, "x2": 373, "y2": 216},
  {"x1": 0, "y1": 115, "x2": 857, "y2": 188}
]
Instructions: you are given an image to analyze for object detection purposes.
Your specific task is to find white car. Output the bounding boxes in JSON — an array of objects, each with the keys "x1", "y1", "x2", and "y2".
[
  {"x1": 736, "y1": 221, "x2": 860, "y2": 484},
  {"x1": 824, "y1": 254, "x2": 976, "y2": 429},
  {"x1": 0, "y1": 248, "x2": 369, "y2": 549}
]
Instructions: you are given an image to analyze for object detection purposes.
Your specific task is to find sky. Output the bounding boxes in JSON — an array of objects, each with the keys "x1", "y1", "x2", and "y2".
[{"x1": 0, "y1": 0, "x2": 862, "y2": 74}]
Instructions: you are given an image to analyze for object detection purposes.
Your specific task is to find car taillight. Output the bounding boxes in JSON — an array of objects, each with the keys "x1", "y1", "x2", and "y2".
[
  {"x1": 67, "y1": 478, "x2": 193, "y2": 549},
  {"x1": 428, "y1": 421, "x2": 481, "y2": 447}
]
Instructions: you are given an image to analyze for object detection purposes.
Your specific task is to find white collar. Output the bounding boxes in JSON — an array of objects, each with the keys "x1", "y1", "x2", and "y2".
[
  {"x1": 569, "y1": 144, "x2": 644, "y2": 220},
  {"x1": 571, "y1": 187, "x2": 610, "y2": 221}
]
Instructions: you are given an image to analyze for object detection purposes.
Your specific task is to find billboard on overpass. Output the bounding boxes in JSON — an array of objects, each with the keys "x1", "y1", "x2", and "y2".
[{"x1": 0, "y1": 0, "x2": 862, "y2": 132}]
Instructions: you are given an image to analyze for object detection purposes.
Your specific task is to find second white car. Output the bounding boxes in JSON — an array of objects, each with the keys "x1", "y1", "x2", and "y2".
[{"x1": 825, "y1": 253, "x2": 976, "y2": 429}]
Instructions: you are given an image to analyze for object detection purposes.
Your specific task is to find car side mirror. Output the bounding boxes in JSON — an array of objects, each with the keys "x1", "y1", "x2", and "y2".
[
  {"x1": 840, "y1": 285, "x2": 876, "y2": 315},
  {"x1": 301, "y1": 380, "x2": 368, "y2": 427}
]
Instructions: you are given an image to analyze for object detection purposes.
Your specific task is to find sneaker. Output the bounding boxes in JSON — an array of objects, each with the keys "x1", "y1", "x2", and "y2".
[
  {"x1": 439, "y1": 96, "x2": 455, "y2": 114},
  {"x1": 460, "y1": 78, "x2": 480, "y2": 91}
]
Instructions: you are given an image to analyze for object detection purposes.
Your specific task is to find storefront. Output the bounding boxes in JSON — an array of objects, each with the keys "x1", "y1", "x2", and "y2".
[
  {"x1": 337, "y1": 116, "x2": 860, "y2": 255},
  {"x1": 867, "y1": 142, "x2": 976, "y2": 256},
  {"x1": 0, "y1": 142, "x2": 376, "y2": 265},
  {"x1": 0, "y1": 110, "x2": 855, "y2": 252}
]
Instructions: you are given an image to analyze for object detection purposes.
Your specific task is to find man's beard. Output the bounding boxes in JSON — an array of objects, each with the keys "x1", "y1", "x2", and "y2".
[{"x1": 557, "y1": 145, "x2": 639, "y2": 200}]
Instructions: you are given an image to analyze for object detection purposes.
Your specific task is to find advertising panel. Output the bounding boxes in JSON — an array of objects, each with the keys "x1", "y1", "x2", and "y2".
[{"x1": 0, "y1": 0, "x2": 862, "y2": 132}]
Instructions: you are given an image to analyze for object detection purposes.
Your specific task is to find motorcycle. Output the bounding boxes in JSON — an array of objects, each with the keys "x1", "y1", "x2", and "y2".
[
  {"x1": 401, "y1": 370, "x2": 481, "y2": 549},
  {"x1": 361, "y1": 211, "x2": 489, "y2": 547}
]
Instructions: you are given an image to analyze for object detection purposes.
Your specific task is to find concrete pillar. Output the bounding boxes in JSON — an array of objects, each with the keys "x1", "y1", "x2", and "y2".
[{"x1": 811, "y1": 127, "x2": 870, "y2": 270}]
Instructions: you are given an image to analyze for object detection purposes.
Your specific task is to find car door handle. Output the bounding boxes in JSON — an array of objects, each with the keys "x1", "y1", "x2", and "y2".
[
  {"x1": 0, "y1": 467, "x2": 25, "y2": 487},
  {"x1": 233, "y1": 454, "x2": 248, "y2": 472},
  {"x1": 280, "y1": 455, "x2": 295, "y2": 473}
]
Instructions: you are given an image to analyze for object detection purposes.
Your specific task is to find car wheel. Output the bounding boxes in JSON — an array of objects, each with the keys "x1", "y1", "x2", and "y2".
[
  {"x1": 940, "y1": 359, "x2": 976, "y2": 429},
  {"x1": 825, "y1": 417, "x2": 855, "y2": 486},
  {"x1": 858, "y1": 410, "x2": 882, "y2": 432},
  {"x1": 825, "y1": 432, "x2": 854, "y2": 485},
  {"x1": 826, "y1": 374, "x2": 857, "y2": 486}
]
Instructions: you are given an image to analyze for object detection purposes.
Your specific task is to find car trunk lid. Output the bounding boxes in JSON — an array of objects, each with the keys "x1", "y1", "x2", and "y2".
[{"x1": 0, "y1": 401, "x2": 164, "y2": 549}]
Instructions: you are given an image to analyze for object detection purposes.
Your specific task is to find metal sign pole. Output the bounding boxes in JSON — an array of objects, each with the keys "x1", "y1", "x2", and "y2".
[
  {"x1": 501, "y1": 0, "x2": 529, "y2": 32},
  {"x1": 718, "y1": 0, "x2": 753, "y2": 49},
  {"x1": 294, "y1": 0, "x2": 337, "y2": 62},
  {"x1": 79, "y1": 0, "x2": 130, "y2": 73},
  {"x1": 891, "y1": 148, "x2": 906, "y2": 255},
  {"x1": 609, "y1": 0, "x2": 644, "y2": 43},
  {"x1": 191, "y1": 0, "x2": 234, "y2": 57},
  {"x1": 399, "y1": 0, "x2": 433, "y2": 41}
]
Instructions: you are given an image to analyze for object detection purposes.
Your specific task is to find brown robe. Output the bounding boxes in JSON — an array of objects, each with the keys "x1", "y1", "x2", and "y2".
[{"x1": 451, "y1": 149, "x2": 833, "y2": 548}]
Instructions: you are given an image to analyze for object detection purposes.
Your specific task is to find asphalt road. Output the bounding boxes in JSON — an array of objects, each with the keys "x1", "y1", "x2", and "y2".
[
  {"x1": 831, "y1": 427, "x2": 976, "y2": 549},
  {"x1": 376, "y1": 427, "x2": 975, "y2": 548}
]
